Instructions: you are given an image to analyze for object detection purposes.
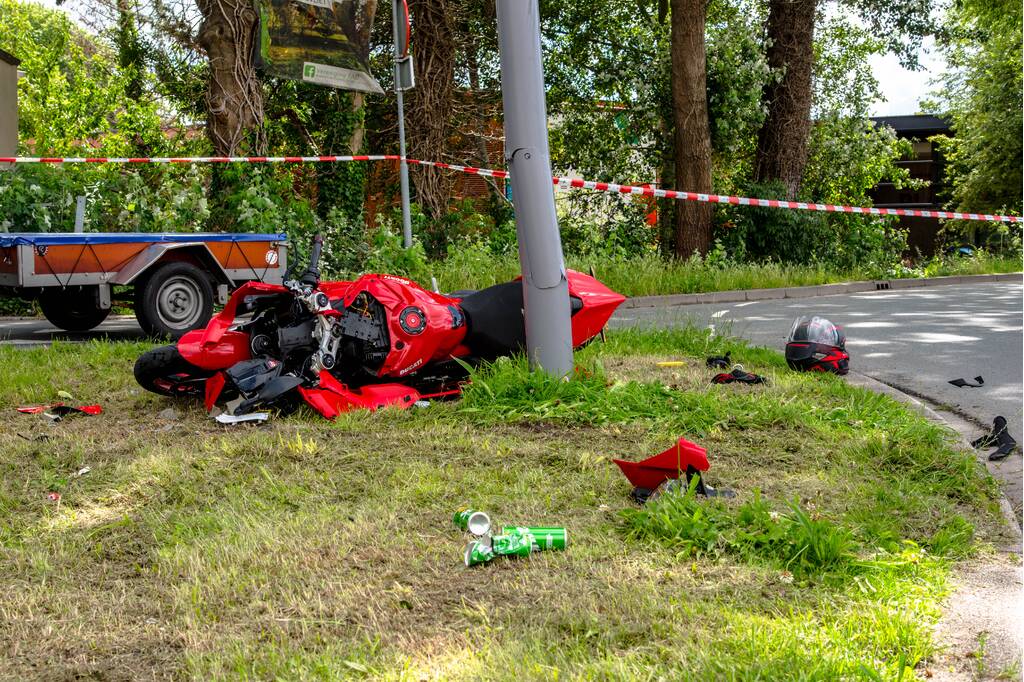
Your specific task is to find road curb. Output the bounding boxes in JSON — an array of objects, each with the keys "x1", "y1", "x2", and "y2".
[
  {"x1": 623, "y1": 272, "x2": 1023, "y2": 309},
  {"x1": 847, "y1": 371, "x2": 1023, "y2": 549}
]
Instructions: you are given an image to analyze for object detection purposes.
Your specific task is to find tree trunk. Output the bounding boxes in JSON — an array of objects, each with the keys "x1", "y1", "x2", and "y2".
[
  {"x1": 196, "y1": 0, "x2": 265, "y2": 155},
  {"x1": 670, "y1": 0, "x2": 714, "y2": 257},
  {"x1": 406, "y1": 0, "x2": 456, "y2": 223},
  {"x1": 753, "y1": 0, "x2": 817, "y2": 199}
]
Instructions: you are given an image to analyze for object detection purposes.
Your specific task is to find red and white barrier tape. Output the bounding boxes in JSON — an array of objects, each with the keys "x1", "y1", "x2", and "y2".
[
  {"x1": 405, "y1": 158, "x2": 1021, "y2": 225},
  {"x1": 1, "y1": 154, "x2": 1018, "y2": 224},
  {"x1": 0, "y1": 155, "x2": 399, "y2": 164}
]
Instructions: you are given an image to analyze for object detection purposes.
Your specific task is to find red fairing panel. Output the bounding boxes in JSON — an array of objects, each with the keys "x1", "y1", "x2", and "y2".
[
  {"x1": 566, "y1": 270, "x2": 627, "y2": 347},
  {"x1": 204, "y1": 371, "x2": 227, "y2": 412},
  {"x1": 341, "y1": 274, "x2": 468, "y2": 378},
  {"x1": 298, "y1": 370, "x2": 420, "y2": 419},
  {"x1": 196, "y1": 281, "x2": 288, "y2": 349},
  {"x1": 612, "y1": 438, "x2": 710, "y2": 490},
  {"x1": 180, "y1": 330, "x2": 252, "y2": 370}
]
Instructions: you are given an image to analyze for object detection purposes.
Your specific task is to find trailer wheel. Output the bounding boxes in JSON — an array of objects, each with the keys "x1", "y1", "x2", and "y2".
[
  {"x1": 135, "y1": 262, "x2": 214, "y2": 339},
  {"x1": 38, "y1": 286, "x2": 110, "y2": 332}
]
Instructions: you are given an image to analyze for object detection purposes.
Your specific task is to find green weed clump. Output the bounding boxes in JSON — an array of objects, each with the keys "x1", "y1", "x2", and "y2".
[
  {"x1": 623, "y1": 485, "x2": 862, "y2": 575},
  {"x1": 625, "y1": 481, "x2": 975, "y2": 579}
]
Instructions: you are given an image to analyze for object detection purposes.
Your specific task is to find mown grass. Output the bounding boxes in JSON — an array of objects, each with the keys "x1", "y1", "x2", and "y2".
[{"x1": 0, "y1": 330, "x2": 1013, "y2": 680}]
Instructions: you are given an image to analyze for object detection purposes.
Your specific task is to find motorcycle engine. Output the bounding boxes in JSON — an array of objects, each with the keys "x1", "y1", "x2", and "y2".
[{"x1": 333, "y1": 291, "x2": 391, "y2": 374}]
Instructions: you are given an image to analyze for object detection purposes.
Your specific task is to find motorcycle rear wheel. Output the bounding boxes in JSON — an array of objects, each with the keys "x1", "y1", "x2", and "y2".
[{"x1": 134, "y1": 344, "x2": 213, "y2": 398}]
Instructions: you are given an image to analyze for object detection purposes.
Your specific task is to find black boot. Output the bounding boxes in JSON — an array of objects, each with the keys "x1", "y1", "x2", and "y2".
[
  {"x1": 972, "y1": 416, "x2": 1007, "y2": 449},
  {"x1": 989, "y1": 421, "x2": 1018, "y2": 462}
]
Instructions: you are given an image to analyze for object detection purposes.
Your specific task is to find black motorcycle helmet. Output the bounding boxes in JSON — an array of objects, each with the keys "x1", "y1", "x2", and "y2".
[{"x1": 785, "y1": 315, "x2": 849, "y2": 375}]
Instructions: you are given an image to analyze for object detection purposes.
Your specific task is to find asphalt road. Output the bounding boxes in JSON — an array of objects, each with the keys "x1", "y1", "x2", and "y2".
[
  {"x1": 612, "y1": 281, "x2": 1023, "y2": 429},
  {"x1": 611, "y1": 281, "x2": 1024, "y2": 515}
]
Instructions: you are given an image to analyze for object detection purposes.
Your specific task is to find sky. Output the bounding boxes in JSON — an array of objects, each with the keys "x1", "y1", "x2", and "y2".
[
  {"x1": 30, "y1": 0, "x2": 942, "y2": 117},
  {"x1": 866, "y1": 38, "x2": 945, "y2": 117}
]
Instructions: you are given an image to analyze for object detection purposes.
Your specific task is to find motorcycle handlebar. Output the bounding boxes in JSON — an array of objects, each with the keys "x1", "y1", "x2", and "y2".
[
  {"x1": 308, "y1": 234, "x2": 324, "y2": 273},
  {"x1": 299, "y1": 234, "x2": 324, "y2": 287}
]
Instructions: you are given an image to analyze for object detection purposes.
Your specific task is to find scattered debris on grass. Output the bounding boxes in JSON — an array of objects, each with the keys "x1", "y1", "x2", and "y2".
[
  {"x1": 711, "y1": 366, "x2": 766, "y2": 385},
  {"x1": 157, "y1": 407, "x2": 180, "y2": 420},
  {"x1": 18, "y1": 403, "x2": 102, "y2": 420},
  {"x1": 706, "y1": 351, "x2": 731, "y2": 368},
  {"x1": 458, "y1": 509, "x2": 568, "y2": 567},
  {"x1": 453, "y1": 508, "x2": 491, "y2": 536},
  {"x1": 214, "y1": 411, "x2": 270, "y2": 425}
]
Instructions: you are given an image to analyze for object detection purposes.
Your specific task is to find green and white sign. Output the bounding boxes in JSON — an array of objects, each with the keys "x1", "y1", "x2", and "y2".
[{"x1": 257, "y1": 0, "x2": 383, "y2": 94}]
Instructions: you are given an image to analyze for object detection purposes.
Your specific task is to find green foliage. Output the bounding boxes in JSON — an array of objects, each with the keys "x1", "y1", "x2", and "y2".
[
  {"x1": 204, "y1": 165, "x2": 315, "y2": 236},
  {"x1": 929, "y1": 0, "x2": 1023, "y2": 240},
  {"x1": 719, "y1": 181, "x2": 833, "y2": 264},
  {"x1": 0, "y1": 0, "x2": 167, "y2": 157},
  {"x1": 705, "y1": 0, "x2": 772, "y2": 186}
]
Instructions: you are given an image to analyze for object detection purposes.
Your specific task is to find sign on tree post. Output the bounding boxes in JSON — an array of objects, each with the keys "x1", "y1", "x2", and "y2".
[
  {"x1": 256, "y1": 0, "x2": 383, "y2": 94},
  {"x1": 496, "y1": 0, "x2": 574, "y2": 378}
]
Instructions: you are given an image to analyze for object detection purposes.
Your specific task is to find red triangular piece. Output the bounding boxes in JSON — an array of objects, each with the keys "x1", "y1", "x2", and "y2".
[{"x1": 613, "y1": 437, "x2": 709, "y2": 490}]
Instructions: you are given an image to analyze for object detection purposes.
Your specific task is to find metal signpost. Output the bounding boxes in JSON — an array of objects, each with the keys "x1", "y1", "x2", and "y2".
[
  {"x1": 496, "y1": 0, "x2": 574, "y2": 377},
  {"x1": 391, "y1": 0, "x2": 414, "y2": 249}
]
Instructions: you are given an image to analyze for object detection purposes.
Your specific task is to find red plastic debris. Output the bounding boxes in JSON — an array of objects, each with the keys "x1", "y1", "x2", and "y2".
[
  {"x1": 47, "y1": 492, "x2": 61, "y2": 502},
  {"x1": 18, "y1": 403, "x2": 101, "y2": 416},
  {"x1": 18, "y1": 403, "x2": 63, "y2": 414},
  {"x1": 612, "y1": 437, "x2": 711, "y2": 491}
]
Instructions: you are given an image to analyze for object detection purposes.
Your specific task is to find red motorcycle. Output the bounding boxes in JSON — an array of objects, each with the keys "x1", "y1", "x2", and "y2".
[{"x1": 134, "y1": 236, "x2": 626, "y2": 418}]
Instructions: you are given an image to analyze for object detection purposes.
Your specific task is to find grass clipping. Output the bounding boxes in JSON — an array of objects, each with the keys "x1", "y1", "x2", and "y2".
[{"x1": 0, "y1": 329, "x2": 1011, "y2": 680}]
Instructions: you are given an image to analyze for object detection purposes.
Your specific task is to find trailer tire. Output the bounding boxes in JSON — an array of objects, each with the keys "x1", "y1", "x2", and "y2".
[
  {"x1": 134, "y1": 344, "x2": 212, "y2": 397},
  {"x1": 39, "y1": 286, "x2": 110, "y2": 332},
  {"x1": 135, "y1": 262, "x2": 214, "y2": 339}
]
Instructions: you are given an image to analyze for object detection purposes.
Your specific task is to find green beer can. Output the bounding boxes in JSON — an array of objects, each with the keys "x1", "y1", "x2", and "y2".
[
  {"x1": 500, "y1": 526, "x2": 568, "y2": 551},
  {"x1": 453, "y1": 508, "x2": 491, "y2": 536},
  {"x1": 491, "y1": 531, "x2": 533, "y2": 558},
  {"x1": 464, "y1": 540, "x2": 495, "y2": 567}
]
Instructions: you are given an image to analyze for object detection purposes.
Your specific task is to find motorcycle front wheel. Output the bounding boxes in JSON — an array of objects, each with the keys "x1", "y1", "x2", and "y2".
[{"x1": 134, "y1": 345, "x2": 214, "y2": 398}]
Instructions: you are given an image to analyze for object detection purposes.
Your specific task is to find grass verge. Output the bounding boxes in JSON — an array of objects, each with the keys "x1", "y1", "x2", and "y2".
[
  {"x1": 0, "y1": 329, "x2": 1014, "y2": 680},
  {"x1": 430, "y1": 249, "x2": 1021, "y2": 298}
]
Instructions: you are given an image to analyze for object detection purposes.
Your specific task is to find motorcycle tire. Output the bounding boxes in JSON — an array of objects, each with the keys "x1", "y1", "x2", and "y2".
[{"x1": 134, "y1": 344, "x2": 213, "y2": 398}]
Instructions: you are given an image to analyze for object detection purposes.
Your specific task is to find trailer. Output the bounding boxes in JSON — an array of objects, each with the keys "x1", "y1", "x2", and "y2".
[{"x1": 0, "y1": 232, "x2": 288, "y2": 338}]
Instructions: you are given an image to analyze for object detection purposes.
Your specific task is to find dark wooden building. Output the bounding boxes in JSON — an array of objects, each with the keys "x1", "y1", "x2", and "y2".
[{"x1": 869, "y1": 114, "x2": 952, "y2": 255}]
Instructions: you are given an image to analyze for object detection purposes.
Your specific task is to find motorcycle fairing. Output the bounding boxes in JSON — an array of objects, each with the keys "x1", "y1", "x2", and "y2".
[
  {"x1": 205, "y1": 371, "x2": 227, "y2": 412},
  {"x1": 298, "y1": 370, "x2": 421, "y2": 418},
  {"x1": 612, "y1": 437, "x2": 710, "y2": 490},
  {"x1": 340, "y1": 274, "x2": 469, "y2": 378},
  {"x1": 180, "y1": 330, "x2": 252, "y2": 370},
  {"x1": 564, "y1": 270, "x2": 627, "y2": 347},
  {"x1": 197, "y1": 281, "x2": 289, "y2": 349}
]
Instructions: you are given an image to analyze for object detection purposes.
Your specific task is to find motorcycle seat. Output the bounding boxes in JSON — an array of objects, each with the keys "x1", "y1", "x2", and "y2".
[{"x1": 459, "y1": 281, "x2": 582, "y2": 360}]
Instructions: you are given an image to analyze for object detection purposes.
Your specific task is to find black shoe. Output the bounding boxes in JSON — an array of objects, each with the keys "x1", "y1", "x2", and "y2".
[
  {"x1": 706, "y1": 351, "x2": 731, "y2": 369},
  {"x1": 972, "y1": 416, "x2": 1007, "y2": 449},
  {"x1": 989, "y1": 421, "x2": 1017, "y2": 461}
]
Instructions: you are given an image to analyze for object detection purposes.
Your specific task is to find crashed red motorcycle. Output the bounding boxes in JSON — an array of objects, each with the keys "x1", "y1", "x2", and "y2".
[{"x1": 134, "y1": 235, "x2": 626, "y2": 418}]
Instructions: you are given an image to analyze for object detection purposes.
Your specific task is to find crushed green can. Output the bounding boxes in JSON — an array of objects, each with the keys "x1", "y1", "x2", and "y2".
[
  {"x1": 453, "y1": 508, "x2": 491, "y2": 536},
  {"x1": 464, "y1": 540, "x2": 495, "y2": 567},
  {"x1": 491, "y1": 531, "x2": 533, "y2": 558},
  {"x1": 500, "y1": 526, "x2": 568, "y2": 551}
]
